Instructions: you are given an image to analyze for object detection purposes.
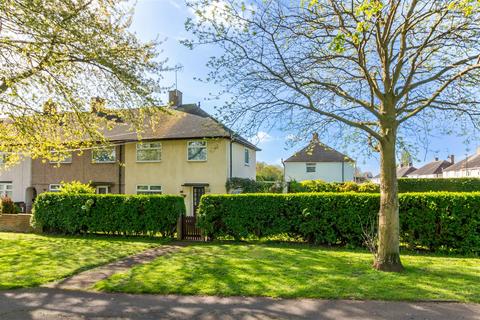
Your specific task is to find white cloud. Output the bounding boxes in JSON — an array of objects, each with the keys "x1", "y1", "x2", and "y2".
[
  {"x1": 250, "y1": 131, "x2": 273, "y2": 144},
  {"x1": 188, "y1": 0, "x2": 254, "y2": 30}
]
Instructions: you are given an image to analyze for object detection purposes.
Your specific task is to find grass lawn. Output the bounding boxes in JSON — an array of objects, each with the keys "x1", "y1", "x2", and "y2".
[
  {"x1": 95, "y1": 242, "x2": 480, "y2": 302},
  {"x1": 0, "y1": 232, "x2": 165, "y2": 289}
]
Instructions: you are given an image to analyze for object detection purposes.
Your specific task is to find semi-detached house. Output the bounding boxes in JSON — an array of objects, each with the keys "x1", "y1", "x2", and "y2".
[{"x1": 0, "y1": 90, "x2": 259, "y2": 216}]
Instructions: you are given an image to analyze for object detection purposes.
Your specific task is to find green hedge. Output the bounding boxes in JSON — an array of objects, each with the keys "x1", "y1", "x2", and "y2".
[
  {"x1": 398, "y1": 178, "x2": 480, "y2": 192},
  {"x1": 197, "y1": 192, "x2": 480, "y2": 253},
  {"x1": 289, "y1": 180, "x2": 380, "y2": 193},
  {"x1": 32, "y1": 193, "x2": 185, "y2": 237}
]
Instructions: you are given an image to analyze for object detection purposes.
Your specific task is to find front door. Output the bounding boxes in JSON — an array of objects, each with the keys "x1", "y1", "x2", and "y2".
[{"x1": 192, "y1": 186, "x2": 205, "y2": 216}]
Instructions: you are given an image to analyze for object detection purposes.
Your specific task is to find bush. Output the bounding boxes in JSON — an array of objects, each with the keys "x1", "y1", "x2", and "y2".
[
  {"x1": 0, "y1": 196, "x2": 18, "y2": 214},
  {"x1": 398, "y1": 178, "x2": 480, "y2": 192},
  {"x1": 32, "y1": 193, "x2": 185, "y2": 237},
  {"x1": 59, "y1": 181, "x2": 95, "y2": 194},
  {"x1": 226, "y1": 177, "x2": 284, "y2": 193},
  {"x1": 197, "y1": 192, "x2": 480, "y2": 253},
  {"x1": 289, "y1": 180, "x2": 379, "y2": 193}
]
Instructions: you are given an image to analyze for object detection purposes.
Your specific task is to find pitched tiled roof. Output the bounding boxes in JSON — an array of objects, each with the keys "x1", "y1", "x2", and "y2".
[
  {"x1": 408, "y1": 160, "x2": 452, "y2": 176},
  {"x1": 284, "y1": 134, "x2": 354, "y2": 163},
  {"x1": 444, "y1": 153, "x2": 480, "y2": 171},
  {"x1": 102, "y1": 105, "x2": 260, "y2": 151}
]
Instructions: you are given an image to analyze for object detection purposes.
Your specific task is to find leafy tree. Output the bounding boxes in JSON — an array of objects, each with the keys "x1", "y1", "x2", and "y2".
[
  {"x1": 256, "y1": 161, "x2": 284, "y2": 181},
  {"x1": 0, "y1": 0, "x2": 165, "y2": 164},
  {"x1": 59, "y1": 181, "x2": 95, "y2": 194},
  {"x1": 185, "y1": 0, "x2": 480, "y2": 271}
]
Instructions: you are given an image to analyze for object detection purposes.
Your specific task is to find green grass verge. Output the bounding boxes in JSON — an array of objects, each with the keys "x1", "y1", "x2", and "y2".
[
  {"x1": 95, "y1": 242, "x2": 480, "y2": 302},
  {"x1": 0, "y1": 232, "x2": 166, "y2": 289}
]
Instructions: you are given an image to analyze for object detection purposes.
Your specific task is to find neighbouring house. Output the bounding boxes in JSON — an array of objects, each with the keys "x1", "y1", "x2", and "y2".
[
  {"x1": 0, "y1": 154, "x2": 33, "y2": 212},
  {"x1": 407, "y1": 156, "x2": 454, "y2": 178},
  {"x1": 283, "y1": 133, "x2": 355, "y2": 183},
  {"x1": 5, "y1": 90, "x2": 259, "y2": 216},
  {"x1": 443, "y1": 148, "x2": 480, "y2": 178},
  {"x1": 371, "y1": 163, "x2": 417, "y2": 184}
]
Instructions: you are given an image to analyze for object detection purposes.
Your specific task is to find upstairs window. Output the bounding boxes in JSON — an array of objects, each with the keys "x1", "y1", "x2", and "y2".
[
  {"x1": 187, "y1": 141, "x2": 207, "y2": 161},
  {"x1": 49, "y1": 184, "x2": 61, "y2": 192},
  {"x1": 92, "y1": 147, "x2": 116, "y2": 163},
  {"x1": 244, "y1": 148, "x2": 250, "y2": 166},
  {"x1": 306, "y1": 163, "x2": 316, "y2": 173},
  {"x1": 50, "y1": 151, "x2": 72, "y2": 164},
  {"x1": 136, "y1": 185, "x2": 162, "y2": 195},
  {"x1": 0, "y1": 182, "x2": 13, "y2": 198},
  {"x1": 136, "y1": 142, "x2": 162, "y2": 162}
]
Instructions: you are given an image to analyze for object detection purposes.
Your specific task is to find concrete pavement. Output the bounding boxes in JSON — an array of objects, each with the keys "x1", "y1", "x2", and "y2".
[{"x1": 0, "y1": 288, "x2": 479, "y2": 320}]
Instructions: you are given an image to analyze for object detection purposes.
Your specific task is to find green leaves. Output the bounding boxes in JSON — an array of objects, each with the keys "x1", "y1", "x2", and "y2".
[
  {"x1": 32, "y1": 193, "x2": 185, "y2": 237},
  {"x1": 198, "y1": 192, "x2": 480, "y2": 253}
]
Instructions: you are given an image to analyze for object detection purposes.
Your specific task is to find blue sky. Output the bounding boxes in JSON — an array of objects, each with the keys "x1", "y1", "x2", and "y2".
[{"x1": 129, "y1": 0, "x2": 478, "y2": 175}]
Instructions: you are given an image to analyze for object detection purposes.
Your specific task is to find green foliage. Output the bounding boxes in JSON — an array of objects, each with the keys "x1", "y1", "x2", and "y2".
[
  {"x1": 0, "y1": 0, "x2": 164, "y2": 163},
  {"x1": 256, "y1": 162, "x2": 283, "y2": 181},
  {"x1": 398, "y1": 178, "x2": 480, "y2": 192},
  {"x1": 226, "y1": 177, "x2": 284, "y2": 193},
  {"x1": 32, "y1": 193, "x2": 185, "y2": 237},
  {"x1": 0, "y1": 196, "x2": 18, "y2": 214},
  {"x1": 198, "y1": 192, "x2": 480, "y2": 253},
  {"x1": 59, "y1": 181, "x2": 95, "y2": 194},
  {"x1": 289, "y1": 180, "x2": 379, "y2": 193}
]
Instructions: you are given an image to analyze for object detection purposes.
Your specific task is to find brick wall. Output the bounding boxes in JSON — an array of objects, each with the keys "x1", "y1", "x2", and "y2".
[{"x1": 0, "y1": 214, "x2": 33, "y2": 233}]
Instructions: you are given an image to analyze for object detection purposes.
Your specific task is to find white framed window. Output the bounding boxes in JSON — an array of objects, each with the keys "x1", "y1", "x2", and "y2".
[
  {"x1": 96, "y1": 185, "x2": 109, "y2": 194},
  {"x1": 49, "y1": 151, "x2": 72, "y2": 164},
  {"x1": 136, "y1": 185, "x2": 162, "y2": 195},
  {"x1": 92, "y1": 147, "x2": 116, "y2": 163},
  {"x1": 0, "y1": 182, "x2": 13, "y2": 198},
  {"x1": 49, "y1": 184, "x2": 61, "y2": 192},
  {"x1": 244, "y1": 148, "x2": 250, "y2": 166},
  {"x1": 136, "y1": 142, "x2": 162, "y2": 162},
  {"x1": 187, "y1": 141, "x2": 207, "y2": 161},
  {"x1": 306, "y1": 163, "x2": 316, "y2": 173}
]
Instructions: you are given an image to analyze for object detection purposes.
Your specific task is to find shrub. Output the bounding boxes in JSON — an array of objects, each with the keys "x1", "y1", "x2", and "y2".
[
  {"x1": 59, "y1": 181, "x2": 95, "y2": 194},
  {"x1": 398, "y1": 178, "x2": 480, "y2": 192},
  {"x1": 358, "y1": 182, "x2": 380, "y2": 193},
  {"x1": 31, "y1": 193, "x2": 185, "y2": 237},
  {"x1": 1, "y1": 196, "x2": 18, "y2": 214},
  {"x1": 198, "y1": 192, "x2": 480, "y2": 253},
  {"x1": 226, "y1": 177, "x2": 284, "y2": 193}
]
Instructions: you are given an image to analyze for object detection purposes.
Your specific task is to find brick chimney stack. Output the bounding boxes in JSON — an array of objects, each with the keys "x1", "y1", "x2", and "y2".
[
  {"x1": 449, "y1": 154, "x2": 455, "y2": 164},
  {"x1": 169, "y1": 90, "x2": 183, "y2": 107}
]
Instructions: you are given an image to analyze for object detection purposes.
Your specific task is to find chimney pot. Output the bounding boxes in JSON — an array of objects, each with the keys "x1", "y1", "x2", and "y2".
[
  {"x1": 169, "y1": 90, "x2": 183, "y2": 107},
  {"x1": 312, "y1": 132, "x2": 319, "y2": 141},
  {"x1": 90, "y1": 97, "x2": 106, "y2": 113},
  {"x1": 449, "y1": 154, "x2": 455, "y2": 164},
  {"x1": 435, "y1": 157, "x2": 439, "y2": 161}
]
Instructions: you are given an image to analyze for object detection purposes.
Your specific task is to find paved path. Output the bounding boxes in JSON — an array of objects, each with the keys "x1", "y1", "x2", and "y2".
[
  {"x1": 44, "y1": 243, "x2": 187, "y2": 291},
  {"x1": 0, "y1": 288, "x2": 479, "y2": 320}
]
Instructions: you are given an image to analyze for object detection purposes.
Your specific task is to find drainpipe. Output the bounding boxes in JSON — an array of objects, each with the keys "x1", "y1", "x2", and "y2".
[
  {"x1": 342, "y1": 161, "x2": 345, "y2": 182},
  {"x1": 118, "y1": 144, "x2": 123, "y2": 194},
  {"x1": 229, "y1": 133, "x2": 233, "y2": 179}
]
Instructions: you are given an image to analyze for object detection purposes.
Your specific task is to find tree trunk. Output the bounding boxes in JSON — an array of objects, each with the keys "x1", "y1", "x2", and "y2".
[{"x1": 373, "y1": 130, "x2": 404, "y2": 272}]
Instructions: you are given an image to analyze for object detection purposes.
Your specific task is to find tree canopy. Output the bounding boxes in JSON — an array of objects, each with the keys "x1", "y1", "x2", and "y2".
[
  {"x1": 185, "y1": 0, "x2": 480, "y2": 271},
  {"x1": 256, "y1": 161, "x2": 283, "y2": 181},
  {"x1": 0, "y1": 0, "x2": 166, "y2": 164}
]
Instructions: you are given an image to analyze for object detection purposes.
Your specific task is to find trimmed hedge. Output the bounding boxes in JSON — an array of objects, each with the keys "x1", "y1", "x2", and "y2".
[
  {"x1": 32, "y1": 193, "x2": 185, "y2": 237},
  {"x1": 398, "y1": 178, "x2": 480, "y2": 192},
  {"x1": 197, "y1": 192, "x2": 480, "y2": 253},
  {"x1": 289, "y1": 180, "x2": 380, "y2": 193}
]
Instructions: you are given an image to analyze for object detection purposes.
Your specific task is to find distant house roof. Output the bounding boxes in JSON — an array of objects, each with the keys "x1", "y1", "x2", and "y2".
[
  {"x1": 397, "y1": 165, "x2": 417, "y2": 177},
  {"x1": 284, "y1": 133, "x2": 354, "y2": 163},
  {"x1": 374, "y1": 165, "x2": 417, "y2": 179},
  {"x1": 444, "y1": 151, "x2": 480, "y2": 172},
  {"x1": 408, "y1": 159, "x2": 452, "y2": 176}
]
